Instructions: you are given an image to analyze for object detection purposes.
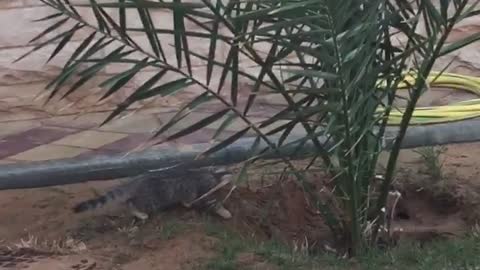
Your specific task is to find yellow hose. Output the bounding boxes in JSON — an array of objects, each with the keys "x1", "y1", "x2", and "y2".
[{"x1": 377, "y1": 70, "x2": 480, "y2": 125}]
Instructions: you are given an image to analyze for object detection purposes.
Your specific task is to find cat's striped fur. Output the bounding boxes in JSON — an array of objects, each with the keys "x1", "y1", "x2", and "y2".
[{"x1": 72, "y1": 167, "x2": 233, "y2": 220}]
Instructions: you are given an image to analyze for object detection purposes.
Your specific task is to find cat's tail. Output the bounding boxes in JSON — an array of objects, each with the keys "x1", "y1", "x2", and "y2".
[{"x1": 72, "y1": 180, "x2": 139, "y2": 213}]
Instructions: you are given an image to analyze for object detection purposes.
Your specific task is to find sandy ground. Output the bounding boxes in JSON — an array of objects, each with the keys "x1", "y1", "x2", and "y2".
[{"x1": 1, "y1": 144, "x2": 480, "y2": 269}]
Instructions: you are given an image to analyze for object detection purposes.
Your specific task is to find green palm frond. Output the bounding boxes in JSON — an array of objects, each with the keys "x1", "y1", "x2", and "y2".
[{"x1": 24, "y1": 0, "x2": 480, "y2": 255}]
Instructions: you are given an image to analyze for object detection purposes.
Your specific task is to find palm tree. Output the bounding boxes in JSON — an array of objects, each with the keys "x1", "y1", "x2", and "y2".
[{"x1": 23, "y1": 0, "x2": 480, "y2": 255}]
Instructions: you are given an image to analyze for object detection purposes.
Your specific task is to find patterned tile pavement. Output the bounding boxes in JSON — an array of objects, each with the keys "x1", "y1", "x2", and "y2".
[
  {"x1": 0, "y1": 115, "x2": 227, "y2": 163},
  {"x1": 0, "y1": 86, "x2": 295, "y2": 164},
  {"x1": 2, "y1": 77, "x2": 475, "y2": 165},
  {"x1": 0, "y1": 77, "x2": 475, "y2": 165}
]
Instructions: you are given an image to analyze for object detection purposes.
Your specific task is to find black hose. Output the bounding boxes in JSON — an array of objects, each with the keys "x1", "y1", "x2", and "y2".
[{"x1": 0, "y1": 119, "x2": 479, "y2": 190}]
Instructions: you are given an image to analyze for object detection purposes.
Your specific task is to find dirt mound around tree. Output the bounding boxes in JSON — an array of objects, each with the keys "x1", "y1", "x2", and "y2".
[
  {"x1": 223, "y1": 175, "x2": 477, "y2": 250},
  {"x1": 224, "y1": 181, "x2": 331, "y2": 250}
]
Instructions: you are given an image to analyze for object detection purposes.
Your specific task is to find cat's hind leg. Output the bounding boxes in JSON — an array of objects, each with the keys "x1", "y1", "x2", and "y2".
[{"x1": 127, "y1": 201, "x2": 149, "y2": 221}]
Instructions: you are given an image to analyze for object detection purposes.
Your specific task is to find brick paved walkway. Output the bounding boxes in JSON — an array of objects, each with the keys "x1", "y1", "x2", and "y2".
[
  {"x1": 2, "y1": 70, "x2": 478, "y2": 165},
  {"x1": 0, "y1": 82, "x2": 297, "y2": 164},
  {"x1": 0, "y1": 113, "x2": 225, "y2": 163}
]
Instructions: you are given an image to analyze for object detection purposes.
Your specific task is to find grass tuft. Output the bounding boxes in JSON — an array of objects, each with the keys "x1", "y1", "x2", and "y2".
[
  {"x1": 414, "y1": 146, "x2": 448, "y2": 181},
  {"x1": 200, "y1": 219, "x2": 480, "y2": 270}
]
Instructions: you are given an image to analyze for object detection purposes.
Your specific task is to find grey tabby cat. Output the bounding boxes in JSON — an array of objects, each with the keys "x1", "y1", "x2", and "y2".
[{"x1": 72, "y1": 167, "x2": 233, "y2": 220}]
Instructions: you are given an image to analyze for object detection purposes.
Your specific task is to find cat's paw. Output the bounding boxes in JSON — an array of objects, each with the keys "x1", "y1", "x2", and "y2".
[
  {"x1": 181, "y1": 201, "x2": 192, "y2": 208},
  {"x1": 213, "y1": 204, "x2": 232, "y2": 220},
  {"x1": 131, "y1": 210, "x2": 149, "y2": 221}
]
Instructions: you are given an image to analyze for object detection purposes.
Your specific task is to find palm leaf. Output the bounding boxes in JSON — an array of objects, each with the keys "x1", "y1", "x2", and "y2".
[
  {"x1": 200, "y1": 127, "x2": 250, "y2": 157},
  {"x1": 47, "y1": 23, "x2": 83, "y2": 63},
  {"x1": 101, "y1": 69, "x2": 170, "y2": 125},
  {"x1": 135, "y1": 2, "x2": 166, "y2": 61},
  {"x1": 154, "y1": 92, "x2": 214, "y2": 138},
  {"x1": 164, "y1": 108, "x2": 230, "y2": 141},
  {"x1": 29, "y1": 17, "x2": 70, "y2": 44},
  {"x1": 100, "y1": 58, "x2": 150, "y2": 100}
]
